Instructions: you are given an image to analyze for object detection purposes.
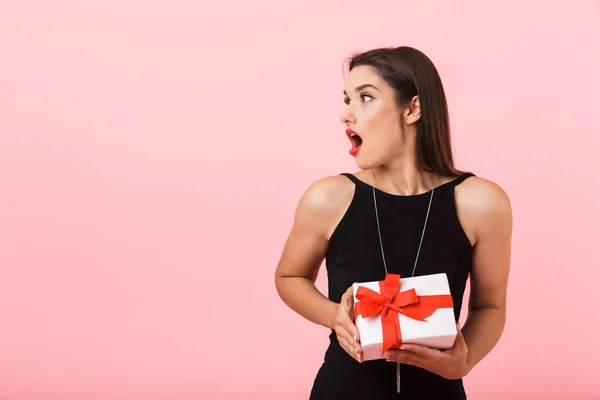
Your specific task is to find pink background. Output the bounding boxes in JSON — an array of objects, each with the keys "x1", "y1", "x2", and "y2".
[{"x1": 1, "y1": 1, "x2": 599, "y2": 399}]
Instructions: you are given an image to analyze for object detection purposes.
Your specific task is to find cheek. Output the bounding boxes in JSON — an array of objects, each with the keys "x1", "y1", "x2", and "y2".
[
  {"x1": 362, "y1": 107, "x2": 384, "y2": 129},
  {"x1": 360, "y1": 114, "x2": 385, "y2": 147},
  {"x1": 363, "y1": 110, "x2": 400, "y2": 146},
  {"x1": 363, "y1": 103, "x2": 399, "y2": 130}
]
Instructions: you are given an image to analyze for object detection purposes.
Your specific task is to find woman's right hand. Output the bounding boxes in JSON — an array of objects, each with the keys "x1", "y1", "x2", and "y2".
[{"x1": 332, "y1": 285, "x2": 363, "y2": 363}]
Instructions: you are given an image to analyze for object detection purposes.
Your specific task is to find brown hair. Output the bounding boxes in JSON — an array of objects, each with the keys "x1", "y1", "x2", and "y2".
[{"x1": 347, "y1": 46, "x2": 466, "y2": 176}]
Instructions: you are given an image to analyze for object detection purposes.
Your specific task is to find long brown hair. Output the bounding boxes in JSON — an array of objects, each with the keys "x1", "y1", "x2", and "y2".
[{"x1": 347, "y1": 46, "x2": 466, "y2": 176}]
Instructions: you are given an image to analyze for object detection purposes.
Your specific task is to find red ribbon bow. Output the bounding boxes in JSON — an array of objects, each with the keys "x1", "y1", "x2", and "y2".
[{"x1": 354, "y1": 273, "x2": 454, "y2": 356}]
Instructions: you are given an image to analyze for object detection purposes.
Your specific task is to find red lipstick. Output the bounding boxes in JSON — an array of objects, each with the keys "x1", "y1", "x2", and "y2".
[{"x1": 346, "y1": 128, "x2": 362, "y2": 156}]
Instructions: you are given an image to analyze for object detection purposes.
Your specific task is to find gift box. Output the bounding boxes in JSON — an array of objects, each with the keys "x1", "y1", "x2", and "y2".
[{"x1": 352, "y1": 273, "x2": 457, "y2": 361}]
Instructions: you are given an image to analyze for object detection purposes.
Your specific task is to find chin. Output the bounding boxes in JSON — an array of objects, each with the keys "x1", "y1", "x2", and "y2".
[
  {"x1": 354, "y1": 155, "x2": 378, "y2": 171},
  {"x1": 354, "y1": 153, "x2": 383, "y2": 171}
]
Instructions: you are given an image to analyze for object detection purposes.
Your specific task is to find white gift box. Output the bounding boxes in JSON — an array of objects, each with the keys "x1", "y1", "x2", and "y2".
[{"x1": 352, "y1": 273, "x2": 457, "y2": 362}]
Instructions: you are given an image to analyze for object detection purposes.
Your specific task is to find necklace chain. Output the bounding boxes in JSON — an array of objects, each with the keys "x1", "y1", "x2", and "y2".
[
  {"x1": 371, "y1": 171, "x2": 437, "y2": 278},
  {"x1": 370, "y1": 170, "x2": 437, "y2": 393}
]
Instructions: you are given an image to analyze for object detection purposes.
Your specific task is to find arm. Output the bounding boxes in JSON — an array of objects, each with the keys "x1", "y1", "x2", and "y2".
[
  {"x1": 382, "y1": 177, "x2": 512, "y2": 378},
  {"x1": 459, "y1": 177, "x2": 512, "y2": 373},
  {"x1": 274, "y1": 176, "x2": 353, "y2": 329},
  {"x1": 274, "y1": 176, "x2": 364, "y2": 362}
]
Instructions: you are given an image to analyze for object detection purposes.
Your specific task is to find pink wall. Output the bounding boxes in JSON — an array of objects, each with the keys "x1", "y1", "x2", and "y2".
[{"x1": 1, "y1": 1, "x2": 599, "y2": 399}]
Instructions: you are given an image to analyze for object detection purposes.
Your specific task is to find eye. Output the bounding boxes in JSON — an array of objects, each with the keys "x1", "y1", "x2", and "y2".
[
  {"x1": 361, "y1": 94, "x2": 373, "y2": 103},
  {"x1": 343, "y1": 97, "x2": 350, "y2": 105}
]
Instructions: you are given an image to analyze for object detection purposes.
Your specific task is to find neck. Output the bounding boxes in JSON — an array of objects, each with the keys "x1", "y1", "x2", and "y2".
[{"x1": 370, "y1": 160, "x2": 437, "y2": 196}]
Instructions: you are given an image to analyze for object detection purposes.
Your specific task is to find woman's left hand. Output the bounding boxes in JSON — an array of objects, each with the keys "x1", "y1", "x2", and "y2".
[{"x1": 383, "y1": 324, "x2": 470, "y2": 380}]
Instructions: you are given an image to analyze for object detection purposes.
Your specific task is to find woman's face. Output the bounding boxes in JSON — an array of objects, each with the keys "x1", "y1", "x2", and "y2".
[{"x1": 341, "y1": 65, "x2": 417, "y2": 170}]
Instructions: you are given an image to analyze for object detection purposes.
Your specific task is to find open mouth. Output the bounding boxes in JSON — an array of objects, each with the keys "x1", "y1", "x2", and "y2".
[{"x1": 346, "y1": 129, "x2": 363, "y2": 155}]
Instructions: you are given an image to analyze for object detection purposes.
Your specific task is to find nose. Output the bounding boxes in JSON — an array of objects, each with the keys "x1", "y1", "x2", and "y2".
[{"x1": 340, "y1": 106, "x2": 355, "y2": 125}]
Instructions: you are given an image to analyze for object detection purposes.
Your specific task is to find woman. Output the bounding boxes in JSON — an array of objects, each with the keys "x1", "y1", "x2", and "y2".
[{"x1": 274, "y1": 46, "x2": 512, "y2": 399}]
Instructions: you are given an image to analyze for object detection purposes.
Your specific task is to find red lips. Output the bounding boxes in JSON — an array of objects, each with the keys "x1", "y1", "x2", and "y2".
[{"x1": 346, "y1": 129, "x2": 363, "y2": 156}]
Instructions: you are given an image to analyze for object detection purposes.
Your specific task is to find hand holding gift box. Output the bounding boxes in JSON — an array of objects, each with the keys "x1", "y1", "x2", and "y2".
[{"x1": 352, "y1": 273, "x2": 457, "y2": 362}]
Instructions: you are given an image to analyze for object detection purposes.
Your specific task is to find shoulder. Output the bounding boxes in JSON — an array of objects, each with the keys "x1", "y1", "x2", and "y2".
[
  {"x1": 296, "y1": 174, "x2": 356, "y2": 218},
  {"x1": 455, "y1": 175, "x2": 512, "y2": 244},
  {"x1": 456, "y1": 175, "x2": 511, "y2": 215},
  {"x1": 290, "y1": 174, "x2": 357, "y2": 241}
]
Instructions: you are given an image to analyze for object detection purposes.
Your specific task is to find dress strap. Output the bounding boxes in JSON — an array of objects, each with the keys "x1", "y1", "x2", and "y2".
[
  {"x1": 449, "y1": 172, "x2": 476, "y2": 187},
  {"x1": 341, "y1": 172, "x2": 475, "y2": 190},
  {"x1": 340, "y1": 172, "x2": 363, "y2": 185}
]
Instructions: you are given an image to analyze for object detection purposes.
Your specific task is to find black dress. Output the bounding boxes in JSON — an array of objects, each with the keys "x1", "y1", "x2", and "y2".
[{"x1": 309, "y1": 172, "x2": 475, "y2": 400}]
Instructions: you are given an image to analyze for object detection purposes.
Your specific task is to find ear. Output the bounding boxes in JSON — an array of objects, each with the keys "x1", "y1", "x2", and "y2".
[{"x1": 404, "y1": 95, "x2": 421, "y2": 125}]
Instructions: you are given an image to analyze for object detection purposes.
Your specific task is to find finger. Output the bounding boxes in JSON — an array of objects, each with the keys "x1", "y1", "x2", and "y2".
[
  {"x1": 456, "y1": 324, "x2": 464, "y2": 338},
  {"x1": 342, "y1": 284, "x2": 354, "y2": 299},
  {"x1": 338, "y1": 336, "x2": 362, "y2": 362},
  {"x1": 384, "y1": 350, "x2": 424, "y2": 367},
  {"x1": 342, "y1": 318, "x2": 361, "y2": 345},
  {"x1": 384, "y1": 349, "x2": 412, "y2": 361},
  {"x1": 341, "y1": 286, "x2": 349, "y2": 300},
  {"x1": 346, "y1": 284, "x2": 355, "y2": 295},
  {"x1": 396, "y1": 356, "x2": 425, "y2": 369},
  {"x1": 340, "y1": 288, "x2": 354, "y2": 314},
  {"x1": 383, "y1": 349, "x2": 402, "y2": 362},
  {"x1": 456, "y1": 324, "x2": 464, "y2": 340},
  {"x1": 336, "y1": 323, "x2": 362, "y2": 352},
  {"x1": 337, "y1": 308, "x2": 360, "y2": 344},
  {"x1": 341, "y1": 339, "x2": 362, "y2": 362},
  {"x1": 340, "y1": 290, "x2": 348, "y2": 306},
  {"x1": 399, "y1": 344, "x2": 440, "y2": 358},
  {"x1": 344, "y1": 285, "x2": 355, "y2": 309},
  {"x1": 452, "y1": 325, "x2": 468, "y2": 354},
  {"x1": 345, "y1": 294, "x2": 354, "y2": 313}
]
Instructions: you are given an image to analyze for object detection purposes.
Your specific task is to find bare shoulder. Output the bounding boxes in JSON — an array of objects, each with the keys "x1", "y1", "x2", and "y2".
[
  {"x1": 294, "y1": 174, "x2": 356, "y2": 239},
  {"x1": 297, "y1": 174, "x2": 356, "y2": 216},
  {"x1": 277, "y1": 175, "x2": 354, "y2": 280},
  {"x1": 275, "y1": 174, "x2": 355, "y2": 280},
  {"x1": 456, "y1": 176, "x2": 511, "y2": 214},
  {"x1": 455, "y1": 176, "x2": 512, "y2": 245}
]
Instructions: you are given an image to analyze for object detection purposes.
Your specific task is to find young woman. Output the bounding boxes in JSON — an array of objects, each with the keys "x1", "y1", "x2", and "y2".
[{"x1": 274, "y1": 46, "x2": 512, "y2": 399}]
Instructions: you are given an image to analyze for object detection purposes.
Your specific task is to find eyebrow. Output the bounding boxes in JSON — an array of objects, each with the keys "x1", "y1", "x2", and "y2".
[{"x1": 343, "y1": 84, "x2": 379, "y2": 96}]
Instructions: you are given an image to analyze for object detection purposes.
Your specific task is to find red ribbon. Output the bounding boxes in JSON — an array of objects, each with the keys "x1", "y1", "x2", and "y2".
[{"x1": 354, "y1": 274, "x2": 454, "y2": 356}]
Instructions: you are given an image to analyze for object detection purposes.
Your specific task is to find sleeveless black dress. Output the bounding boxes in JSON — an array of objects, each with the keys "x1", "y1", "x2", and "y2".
[{"x1": 309, "y1": 172, "x2": 475, "y2": 400}]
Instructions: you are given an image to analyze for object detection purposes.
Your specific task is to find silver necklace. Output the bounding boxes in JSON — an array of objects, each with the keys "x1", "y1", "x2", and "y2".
[
  {"x1": 370, "y1": 170, "x2": 437, "y2": 393},
  {"x1": 371, "y1": 171, "x2": 436, "y2": 277}
]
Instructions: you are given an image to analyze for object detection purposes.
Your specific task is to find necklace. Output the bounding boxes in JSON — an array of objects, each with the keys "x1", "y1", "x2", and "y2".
[
  {"x1": 371, "y1": 171, "x2": 437, "y2": 277},
  {"x1": 370, "y1": 170, "x2": 437, "y2": 393}
]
